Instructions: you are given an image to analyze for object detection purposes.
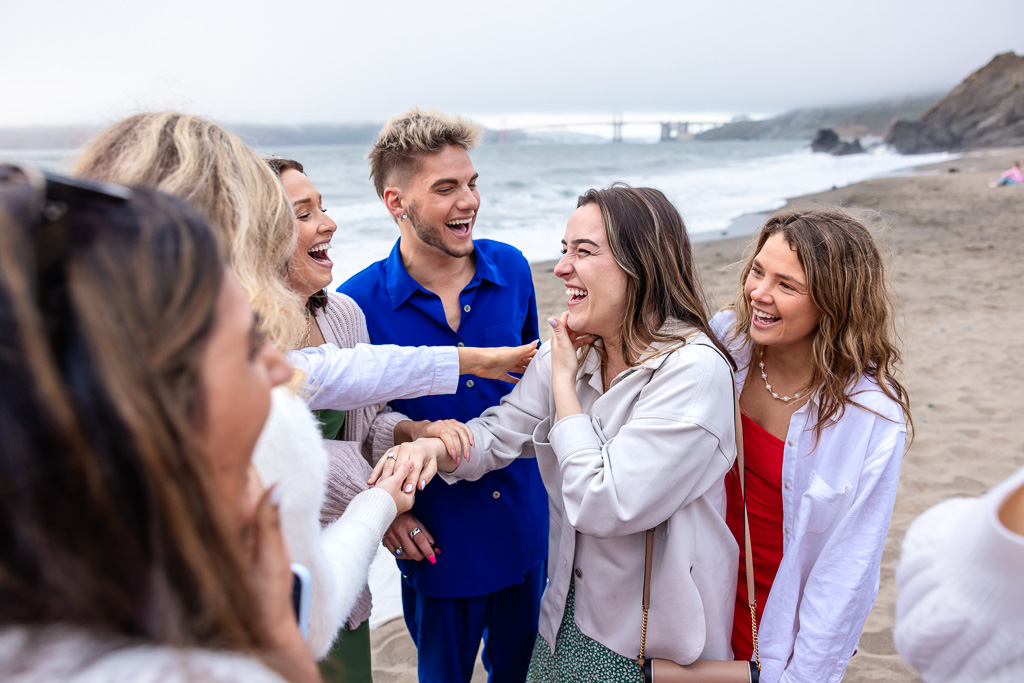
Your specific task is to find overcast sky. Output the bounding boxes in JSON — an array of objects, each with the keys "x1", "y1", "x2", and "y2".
[{"x1": 3, "y1": 0, "x2": 1022, "y2": 129}]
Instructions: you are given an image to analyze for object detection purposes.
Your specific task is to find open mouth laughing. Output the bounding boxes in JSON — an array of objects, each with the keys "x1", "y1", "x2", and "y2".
[
  {"x1": 566, "y1": 287, "x2": 588, "y2": 304},
  {"x1": 308, "y1": 241, "x2": 333, "y2": 268},
  {"x1": 752, "y1": 307, "x2": 780, "y2": 327},
  {"x1": 445, "y1": 217, "x2": 473, "y2": 237}
]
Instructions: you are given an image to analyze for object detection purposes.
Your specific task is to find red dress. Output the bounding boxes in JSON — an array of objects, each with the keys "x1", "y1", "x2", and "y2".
[{"x1": 724, "y1": 414, "x2": 785, "y2": 661}]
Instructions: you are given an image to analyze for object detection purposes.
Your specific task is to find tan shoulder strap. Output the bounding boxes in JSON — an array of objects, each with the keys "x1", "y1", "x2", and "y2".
[{"x1": 638, "y1": 347, "x2": 759, "y2": 667}]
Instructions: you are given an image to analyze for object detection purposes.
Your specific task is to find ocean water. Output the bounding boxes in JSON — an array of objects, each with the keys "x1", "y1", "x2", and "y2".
[{"x1": 1, "y1": 140, "x2": 954, "y2": 290}]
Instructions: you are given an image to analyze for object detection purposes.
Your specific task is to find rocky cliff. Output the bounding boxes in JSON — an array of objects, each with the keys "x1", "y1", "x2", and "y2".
[
  {"x1": 885, "y1": 52, "x2": 1024, "y2": 154},
  {"x1": 696, "y1": 96, "x2": 937, "y2": 141}
]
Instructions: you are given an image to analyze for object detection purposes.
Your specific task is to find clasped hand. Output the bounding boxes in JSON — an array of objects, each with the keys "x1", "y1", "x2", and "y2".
[{"x1": 368, "y1": 437, "x2": 459, "y2": 493}]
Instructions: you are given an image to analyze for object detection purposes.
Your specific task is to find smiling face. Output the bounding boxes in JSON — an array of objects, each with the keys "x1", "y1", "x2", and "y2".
[
  {"x1": 553, "y1": 203, "x2": 629, "y2": 343},
  {"x1": 195, "y1": 271, "x2": 293, "y2": 520},
  {"x1": 394, "y1": 145, "x2": 479, "y2": 260},
  {"x1": 744, "y1": 232, "x2": 821, "y2": 355},
  {"x1": 282, "y1": 169, "x2": 337, "y2": 298}
]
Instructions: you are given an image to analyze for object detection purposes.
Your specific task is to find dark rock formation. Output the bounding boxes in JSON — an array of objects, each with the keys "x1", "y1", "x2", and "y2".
[
  {"x1": 885, "y1": 52, "x2": 1024, "y2": 153},
  {"x1": 811, "y1": 128, "x2": 865, "y2": 155},
  {"x1": 831, "y1": 139, "x2": 865, "y2": 155},
  {"x1": 811, "y1": 129, "x2": 841, "y2": 152}
]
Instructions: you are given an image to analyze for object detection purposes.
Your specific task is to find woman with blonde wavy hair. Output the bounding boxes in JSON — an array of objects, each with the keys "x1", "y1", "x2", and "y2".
[
  {"x1": 709, "y1": 207, "x2": 912, "y2": 682},
  {"x1": 73, "y1": 113, "x2": 422, "y2": 661},
  {"x1": 73, "y1": 112, "x2": 305, "y2": 349}
]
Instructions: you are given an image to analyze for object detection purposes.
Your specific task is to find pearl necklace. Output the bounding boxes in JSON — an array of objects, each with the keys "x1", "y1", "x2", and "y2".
[{"x1": 758, "y1": 360, "x2": 803, "y2": 403}]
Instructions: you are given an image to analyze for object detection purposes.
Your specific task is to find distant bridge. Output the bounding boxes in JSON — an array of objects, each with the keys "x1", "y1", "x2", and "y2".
[{"x1": 494, "y1": 116, "x2": 723, "y2": 143}]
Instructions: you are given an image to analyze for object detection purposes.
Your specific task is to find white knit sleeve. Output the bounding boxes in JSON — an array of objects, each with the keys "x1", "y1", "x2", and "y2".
[{"x1": 894, "y1": 465, "x2": 1024, "y2": 682}]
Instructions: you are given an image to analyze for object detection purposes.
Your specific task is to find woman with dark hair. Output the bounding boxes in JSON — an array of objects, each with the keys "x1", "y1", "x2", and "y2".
[
  {"x1": 0, "y1": 166, "x2": 317, "y2": 681},
  {"x1": 372, "y1": 185, "x2": 740, "y2": 679},
  {"x1": 712, "y1": 208, "x2": 911, "y2": 682}
]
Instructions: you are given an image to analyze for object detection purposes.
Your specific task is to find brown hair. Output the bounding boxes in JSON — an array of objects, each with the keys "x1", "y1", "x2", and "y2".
[
  {"x1": 367, "y1": 107, "x2": 482, "y2": 202},
  {"x1": 73, "y1": 112, "x2": 305, "y2": 350},
  {"x1": 262, "y1": 156, "x2": 327, "y2": 315},
  {"x1": 576, "y1": 184, "x2": 734, "y2": 369},
  {"x1": 0, "y1": 179, "x2": 267, "y2": 653},
  {"x1": 730, "y1": 207, "x2": 912, "y2": 439}
]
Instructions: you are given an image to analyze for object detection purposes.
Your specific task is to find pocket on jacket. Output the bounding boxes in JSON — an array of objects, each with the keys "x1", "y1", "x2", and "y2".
[{"x1": 802, "y1": 472, "x2": 853, "y2": 534}]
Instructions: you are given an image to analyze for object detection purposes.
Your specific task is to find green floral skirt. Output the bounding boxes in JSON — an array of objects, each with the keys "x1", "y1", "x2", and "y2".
[{"x1": 526, "y1": 581, "x2": 644, "y2": 683}]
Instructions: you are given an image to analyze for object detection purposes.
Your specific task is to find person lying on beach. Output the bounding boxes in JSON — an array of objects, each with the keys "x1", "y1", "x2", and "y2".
[
  {"x1": 70, "y1": 113, "x2": 424, "y2": 661},
  {"x1": 990, "y1": 160, "x2": 1023, "y2": 186},
  {"x1": 710, "y1": 207, "x2": 912, "y2": 683},
  {"x1": 0, "y1": 167, "x2": 326, "y2": 682},
  {"x1": 370, "y1": 184, "x2": 740, "y2": 680},
  {"x1": 894, "y1": 464, "x2": 1024, "y2": 682}
]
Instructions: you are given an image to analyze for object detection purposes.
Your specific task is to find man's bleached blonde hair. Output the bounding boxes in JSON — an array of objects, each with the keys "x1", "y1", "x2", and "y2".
[
  {"x1": 367, "y1": 107, "x2": 483, "y2": 201},
  {"x1": 73, "y1": 112, "x2": 305, "y2": 350}
]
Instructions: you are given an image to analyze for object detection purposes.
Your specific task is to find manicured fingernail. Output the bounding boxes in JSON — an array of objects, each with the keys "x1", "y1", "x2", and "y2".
[
  {"x1": 546, "y1": 317, "x2": 558, "y2": 328},
  {"x1": 420, "y1": 479, "x2": 426, "y2": 490},
  {"x1": 450, "y1": 449, "x2": 456, "y2": 457},
  {"x1": 404, "y1": 484, "x2": 413, "y2": 493},
  {"x1": 428, "y1": 555, "x2": 436, "y2": 564},
  {"x1": 269, "y1": 484, "x2": 283, "y2": 508}
]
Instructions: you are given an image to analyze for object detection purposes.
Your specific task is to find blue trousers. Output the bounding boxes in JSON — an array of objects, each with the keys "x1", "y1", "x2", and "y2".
[{"x1": 402, "y1": 560, "x2": 546, "y2": 683}]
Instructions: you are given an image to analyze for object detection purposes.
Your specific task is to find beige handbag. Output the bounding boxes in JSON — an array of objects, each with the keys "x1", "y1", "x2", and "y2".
[{"x1": 636, "y1": 377, "x2": 760, "y2": 683}]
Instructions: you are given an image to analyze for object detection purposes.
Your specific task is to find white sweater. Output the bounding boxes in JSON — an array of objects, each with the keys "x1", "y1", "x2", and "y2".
[
  {"x1": 0, "y1": 626, "x2": 285, "y2": 682},
  {"x1": 895, "y1": 464, "x2": 1024, "y2": 682},
  {"x1": 252, "y1": 387, "x2": 397, "y2": 660}
]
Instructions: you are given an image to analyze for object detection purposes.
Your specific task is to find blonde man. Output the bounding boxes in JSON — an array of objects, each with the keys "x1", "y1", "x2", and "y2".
[{"x1": 341, "y1": 109, "x2": 547, "y2": 683}]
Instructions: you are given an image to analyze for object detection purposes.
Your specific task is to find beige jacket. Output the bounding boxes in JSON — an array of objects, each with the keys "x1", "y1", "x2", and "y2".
[{"x1": 444, "y1": 330, "x2": 738, "y2": 664}]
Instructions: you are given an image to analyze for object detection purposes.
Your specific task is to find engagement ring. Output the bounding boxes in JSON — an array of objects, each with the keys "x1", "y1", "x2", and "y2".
[{"x1": 386, "y1": 452, "x2": 397, "y2": 461}]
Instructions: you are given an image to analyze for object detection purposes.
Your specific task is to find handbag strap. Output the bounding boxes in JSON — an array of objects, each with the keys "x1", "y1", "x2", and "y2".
[{"x1": 637, "y1": 360, "x2": 760, "y2": 670}]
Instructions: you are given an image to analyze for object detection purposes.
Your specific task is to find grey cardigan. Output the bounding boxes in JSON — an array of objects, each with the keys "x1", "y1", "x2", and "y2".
[{"x1": 315, "y1": 291, "x2": 406, "y2": 627}]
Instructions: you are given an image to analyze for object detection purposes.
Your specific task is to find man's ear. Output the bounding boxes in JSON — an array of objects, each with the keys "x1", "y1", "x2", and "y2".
[{"x1": 384, "y1": 187, "x2": 405, "y2": 221}]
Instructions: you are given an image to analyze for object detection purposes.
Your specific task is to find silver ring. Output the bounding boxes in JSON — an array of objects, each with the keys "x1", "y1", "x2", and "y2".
[
  {"x1": 395, "y1": 546, "x2": 404, "y2": 557},
  {"x1": 409, "y1": 527, "x2": 422, "y2": 540},
  {"x1": 386, "y1": 452, "x2": 397, "y2": 461}
]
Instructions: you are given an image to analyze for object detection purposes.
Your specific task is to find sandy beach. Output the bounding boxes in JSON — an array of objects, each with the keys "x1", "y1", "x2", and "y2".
[{"x1": 370, "y1": 147, "x2": 1024, "y2": 682}]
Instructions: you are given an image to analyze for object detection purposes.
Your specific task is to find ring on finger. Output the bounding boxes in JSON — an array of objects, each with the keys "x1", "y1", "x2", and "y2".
[
  {"x1": 386, "y1": 451, "x2": 397, "y2": 461},
  {"x1": 409, "y1": 527, "x2": 422, "y2": 540},
  {"x1": 395, "y1": 546, "x2": 404, "y2": 557}
]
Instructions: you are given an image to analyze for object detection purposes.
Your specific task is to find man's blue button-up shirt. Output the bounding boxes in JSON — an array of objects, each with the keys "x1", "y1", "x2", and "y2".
[{"x1": 340, "y1": 238, "x2": 548, "y2": 598}]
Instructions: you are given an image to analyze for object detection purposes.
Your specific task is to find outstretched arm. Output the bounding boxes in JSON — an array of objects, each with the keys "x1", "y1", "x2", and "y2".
[{"x1": 289, "y1": 341, "x2": 538, "y2": 411}]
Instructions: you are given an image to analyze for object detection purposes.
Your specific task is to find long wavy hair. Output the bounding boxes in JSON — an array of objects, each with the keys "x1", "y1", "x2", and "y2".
[
  {"x1": 72, "y1": 112, "x2": 304, "y2": 350},
  {"x1": 729, "y1": 207, "x2": 912, "y2": 440},
  {"x1": 0, "y1": 178, "x2": 268, "y2": 656},
  {"x1": 576, "y1": 184, "x2": 734, "y2": 369}
]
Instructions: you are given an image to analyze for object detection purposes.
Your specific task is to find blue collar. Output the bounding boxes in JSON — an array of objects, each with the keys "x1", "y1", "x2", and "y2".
[{"x1": 383, "y1": 238, "x2": 507, "y2": 309}]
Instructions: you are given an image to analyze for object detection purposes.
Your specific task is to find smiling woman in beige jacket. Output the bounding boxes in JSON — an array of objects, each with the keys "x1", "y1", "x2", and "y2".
[{"x1": 372, "y1": 185, "x2": 740, "y2": 680}]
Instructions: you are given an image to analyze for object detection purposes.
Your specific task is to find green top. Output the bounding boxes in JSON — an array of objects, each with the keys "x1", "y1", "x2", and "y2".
[{"x1": 314, "y1": 408, "x2": 346, "y2": 440}]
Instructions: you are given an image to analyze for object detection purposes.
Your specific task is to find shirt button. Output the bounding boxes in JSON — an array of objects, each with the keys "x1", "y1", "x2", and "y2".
[
  {"x1": 574, "y1": 568, "x2": 583, "y2": 579},
  {"x1": 784, "y1": 482, "x2": 791, "y2": 490},
  {"x1": 492, "y1": 491, "x2": 501, "y2": 499},
  {"x1": 466, "y1": 379, "x2": 475, "y2": 388},
  {"x1": 787, "y1": 440, "x2": 795, "y2": 447},
  {"x1": 463, "y1": 304, "x2": 471, "y2": 313},
  {"x1": 784, "y1": 527, "x2": 791, "y2": 536},
  {"x1": 457, "y1": 342, "x2": 465, "y2": 347}
]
